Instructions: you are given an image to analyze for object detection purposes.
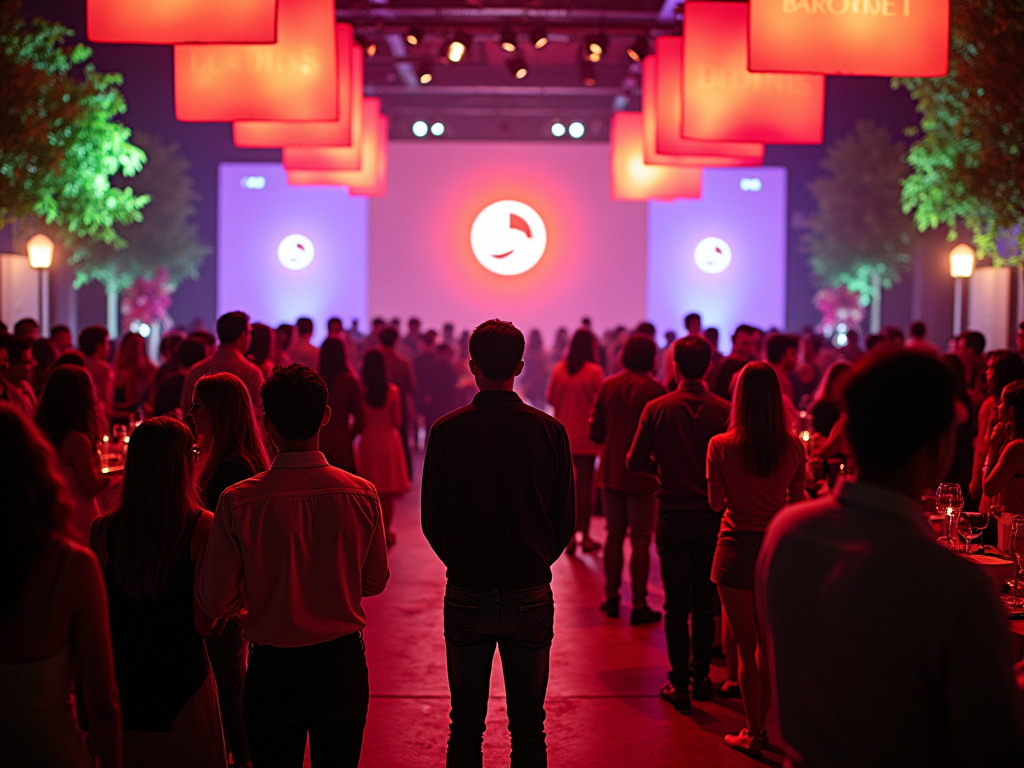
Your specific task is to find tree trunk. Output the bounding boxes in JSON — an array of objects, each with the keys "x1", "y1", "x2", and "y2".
[
  {"x1": 104, "y1": 279, "x2": 119, "y2": 339},
  {"x1": 869, "y1": 271, "x2": 882, "y2": 334}
]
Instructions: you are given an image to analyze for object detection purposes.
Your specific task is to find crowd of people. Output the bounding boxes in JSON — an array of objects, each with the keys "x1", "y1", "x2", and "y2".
[{"x1": 2, "y1": 308, "x2": 1024, "y2": 767}]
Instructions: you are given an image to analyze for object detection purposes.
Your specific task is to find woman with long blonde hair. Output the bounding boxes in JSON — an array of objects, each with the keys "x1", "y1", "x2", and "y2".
[{"x1": 706, "y1": 362, "x2": 806, "y2": 757}]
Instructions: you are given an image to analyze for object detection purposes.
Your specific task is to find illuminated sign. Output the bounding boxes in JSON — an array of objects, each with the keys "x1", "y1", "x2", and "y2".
[
  {"x1": 694, "y1": 237, "x2": 732, "y2": 274},
  {"x1": 277, "y1": 234, "x2": 315, "y2": 270},
  {"x1": 610, "y1": 112, "x2": 702, "y2": 202},
  {"x1": 282, "y1": 99, "x2": 381, "y2": 173},
  {"x1": 469, "y1": 201, "x2": 548, "y2": 276},
  {"x1": 748, "y1": 0, "x2": 949, "y2": 77},
  {"x1": 240, "y1": 176, "x2": 266, "y2": 190},
  {"x1": 682, "y1": 2, "x2": 825, "y2": 144},
  {"x1": 285, "y1": 113, "x2": 390, "y2": 197},
  {"x1": 87, "y1": 0, "x2": 277, "y2": 45}
]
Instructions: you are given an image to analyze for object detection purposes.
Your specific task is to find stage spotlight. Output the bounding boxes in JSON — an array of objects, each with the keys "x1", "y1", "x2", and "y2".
[
  {"x1": 418, "y1": 62, "x2": 433, "y2": 84},
  {"x1": 412, "y1": 120, "x2": 429, "y2": 137},
  {"x1": 406, "y1": 26, "x2": 422, "y2": 46},
  {"x1": 356, "y1": 36, "x2": 377, "y2": 58},
  {"x1": 507, "y1": 56, "x2": 528, "y2": 80},
  {"x1": 569, "y1": 121, "x2": 585, "y2": 138},
  {"x1": 551, "y1": 122, "x2": 566, "y2": 138},
  {"x1": 626, "y1": 35, "x2": 648, "y2": 62},
  {"x1": 500, "y1": 26, "x2": 517, "y2": 53},
  {"x1": 531, "y1": 27, "x2": 548, "y2": 49},
  {"x1": 579, "y1": 56, "x2": 597, "y2": 87},
  {"x1": 586, "y1": 32, "x2": 607, "y2": 61},
  {"x1": 446, "y1": 31, "x2": 471, "y2": 63},
  {"x1": 430, "y1": 121, "x2": 445, "y2": 137}
]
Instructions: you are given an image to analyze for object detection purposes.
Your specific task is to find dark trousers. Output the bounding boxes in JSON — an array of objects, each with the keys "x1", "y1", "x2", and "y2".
[
  {"x1": 206, "y1": 616, "x2": 250, "y2": 764},
  {"x1": 243, "y1": 633, "x2": 368, "y2": 768},
  {"x1": 444, "y1": 583, "x2": 555, "y2": 768},
  {"x1": 656, "y1": 508, "x2": 720, "y2": 686}
]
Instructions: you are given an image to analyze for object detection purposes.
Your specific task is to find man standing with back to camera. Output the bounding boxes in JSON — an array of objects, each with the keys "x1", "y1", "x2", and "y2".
[{"x1": 422, "y1": 319, "x2": 575, "y2": 768}]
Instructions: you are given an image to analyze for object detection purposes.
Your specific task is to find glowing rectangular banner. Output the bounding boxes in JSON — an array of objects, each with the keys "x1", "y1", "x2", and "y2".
[
  {"x1": 643, "y1": 40, "x2": 764, "y2": 168},
  {"x1": 233, "y1": 27, "x2": 362, "y2": 149},
  {"x1": 282, "y1": 99, "x2": 381, "y2": 173},
  {"x1": 88, "y1": 0, "x2": 277, "y2": 44},
  {"x1": 611, "y1": 112, "x2": 702, "y2": 202},
  {"x1": 287, "y1": 116, "x2": 389, "y2": 197},
  {"x1": 682, "y1": 1, "x2": 825, "y2": 144},
  {"x1": 748, "y1": 0, "x2": 949, "y2": 77},
  {"x1": 174, "y1": 0, "x2": 338, "y2": 122}
]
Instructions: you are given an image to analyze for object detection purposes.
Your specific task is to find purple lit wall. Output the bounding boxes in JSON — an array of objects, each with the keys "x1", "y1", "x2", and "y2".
[
  {"x1": 217, "y1": 162, "x2": 368, "y2": 339},
  {"x1": 647, "y1": 167, "x2": 787, "y2": 349}
]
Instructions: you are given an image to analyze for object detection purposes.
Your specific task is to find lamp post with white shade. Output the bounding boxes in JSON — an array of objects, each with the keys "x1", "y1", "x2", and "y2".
[
  {"x1": 949, "y1": 243, "x2": 975, "y2": 337},
  {"x1": 26, "y1": 233, "x2": 54, "y2": 337}
]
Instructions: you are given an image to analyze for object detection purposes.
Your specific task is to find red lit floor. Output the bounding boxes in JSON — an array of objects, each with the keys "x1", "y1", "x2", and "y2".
[{"x1": 344, "y1": 465, "x2": 781, "y2": 767}]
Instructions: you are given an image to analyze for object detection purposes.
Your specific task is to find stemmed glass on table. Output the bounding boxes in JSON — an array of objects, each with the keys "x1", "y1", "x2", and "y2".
[
  {"x1": 957, "y1": 508, "x2": 989, "y2": 554},
  {"x1": 936, "y1": 483, "x2": 964, "y2": 551},
  {"x1": 1007, "y1": 517, "x2": 1024, "y2": 611}
]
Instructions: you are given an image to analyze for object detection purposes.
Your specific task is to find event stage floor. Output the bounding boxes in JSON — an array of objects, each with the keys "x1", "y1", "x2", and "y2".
[{"x1": 341, "y1": 458, "x2": 781, "y2": 767}]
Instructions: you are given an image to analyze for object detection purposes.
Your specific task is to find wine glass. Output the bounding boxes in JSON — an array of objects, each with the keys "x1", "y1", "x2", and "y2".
[
  {"x1": 1007, "y1": 517, "x2": 1024, "y2": 610},
  {"x1": 958, "y1": 510, "x2": 988, "y2": 554},
  {"x1": 936, "y1": 483, "x2": 964, "y2": 545}
]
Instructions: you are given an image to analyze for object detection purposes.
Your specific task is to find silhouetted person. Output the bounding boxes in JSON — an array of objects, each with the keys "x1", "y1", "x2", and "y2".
[
  {"x1": 180, "y1": 312, "x2": 264, "y2": 417},
  {"x1": 709, "y1": 325, "x2": 759, "y2": 401},
  {"x1": 758, "y1": 351, "x2": 1024, "y2": 765},
  {"x1": 627, "y1": 336, "x2": 730, "y2": 712},
  {"x1": 290, "y1": 317, "x2": 319, "y2": 370},
  {"x1": 377, "y1": 327, "x2": 416, "y2": 475},
  {"x1": 422, "y1": 319, "x2": 575, "y2": 768}
]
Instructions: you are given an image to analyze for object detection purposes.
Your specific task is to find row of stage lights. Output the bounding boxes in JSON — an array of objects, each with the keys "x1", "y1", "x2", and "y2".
[
  {"x1": 354, "y1": 26, "x2": 650, "y2": 84},
  {"x1": 409, "y1": 120, "x2": 586, "y2": 139}
]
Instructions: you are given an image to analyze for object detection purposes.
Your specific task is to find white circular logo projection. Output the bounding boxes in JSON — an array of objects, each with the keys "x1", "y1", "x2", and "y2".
[
  {"x1": 277, "y1": 234, "x2": 315, "y2": 271},
  {"x1": 470, "y1": 200, "x2": 547, "y2": 276},
  {"x1": 694, "y1": 237, "x2": 732, "y2": 274}
]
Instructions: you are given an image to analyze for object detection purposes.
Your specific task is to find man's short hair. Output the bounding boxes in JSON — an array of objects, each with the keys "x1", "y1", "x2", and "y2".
[
  {"x1": 379, "y1": 327, "x2": 398, "y2": 348},
  {"x1": 843, "y1": 351, "x2": 955, "y2": 474},
  {"x1": 51, "y1": 324, "x2": 70, "y2": 338},
  {"x1": 684, "y1": 313, "x2": 701, "y2": 327},
  {"x1": 260, "y1": 364, "x2": 329, "y2": 441},
  {"x1": 635, "y1": 321, "x2": 656, "y2": 338},
  {"x1": 909, "y1": 321, "x2": 926, "y2": 338},
  {"x1": 469, "y1": 319, "x2": 525, "y2": 382},
  {"x1": 674, "y1": 336, "x2": 712, "y2": 380},
  {"x1": 78, "y1": 325, "x2": 108, "y2": 357},
  {"x1": 732, "y1": 324, "x2": 758, "y2": 341},
  {"x1": 766, "y1": 334, "x2": 799, "y2": 364},
  {"x1": 216, "y1": 311, "x2": 249, "y2": 345},
  {"x1": 0, "y1": 334, "x2": 29, "y2": 360},
  {"x1": 177, "y1": 339, "x2": 207, "y2": 368},
  {"x1": 961, "y1": 331, "x2": 985, "y2": 356},
  {"x1": 622, "y1": 334, "x2": 657, "y2": 373},
  {"x1": 327, "y1": 317, "x2": 342, "y2": 332},
  {"x1": 13, "y1": 318, "x2": 38, "y2": 338},
  {"x1": 296, "y1": 317, "x2": 314, "y2": 337}
]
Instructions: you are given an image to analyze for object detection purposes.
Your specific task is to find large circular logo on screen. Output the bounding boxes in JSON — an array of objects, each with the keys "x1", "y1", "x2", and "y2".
[
  {"x1": 470, "y1": 201, "x2": 547, "y2": 276},
  {"x1": 277, "y1": 234, "x2": 315, "y2": 271},
  {"x1": 694, "y1": 237, "x2": 732, "y2": 274}
]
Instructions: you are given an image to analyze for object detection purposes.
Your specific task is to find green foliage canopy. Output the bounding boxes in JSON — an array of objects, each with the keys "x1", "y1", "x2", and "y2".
[
  {"x1": 896, "y1": 0, "x2": 1024, "y2": 265},
  {"x1": 0, "y1": 0, "x2": 148, "y2": 246},
  {"x1": 805, "y1": 120, "x2": 916, "y2": 300}
]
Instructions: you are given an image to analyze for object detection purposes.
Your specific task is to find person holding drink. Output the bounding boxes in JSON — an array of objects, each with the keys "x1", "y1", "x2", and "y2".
[{"x1": 982, "y1": 380, "x2": 1024, "y2": 517}]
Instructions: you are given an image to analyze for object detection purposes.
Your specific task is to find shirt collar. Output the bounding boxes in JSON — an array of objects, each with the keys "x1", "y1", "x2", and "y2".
[
  {"x1": 677, "y1": 379, "x2": 709, "y2": 394},
  {"x1": 214, "y1": 345, "x2": 244, "y2": 361},
  {"x1": 472, "y1": 390, "x2": 522, "y2": 404},
  {"x1": 271, "y1": 451, "x2": 329, "y2": 469},
  {"x1": 836, "y1": 479, "x2": 934, "y2": 537}
]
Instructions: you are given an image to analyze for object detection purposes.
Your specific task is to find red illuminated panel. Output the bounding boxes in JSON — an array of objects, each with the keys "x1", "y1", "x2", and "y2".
[
  {"x1": 749, "y1": 0, "x2": 949, "y2": 77},
  {"x1": 174, "y1": 0, "x2": 337, "y2": 122},
  {"x1": 610, "y1": 112, "x2": 702, "y2": 202},
  {"x1": 233, "y1": 27, "x2": 362, "y2": 148},
  {"x1": 87, "y1": 0, "x2": 277, "y2": 44},
  {"x1": 282, "y1": 99, "x2": 381, "y2": 172},
  {"x1": 287, "y1": 117, "x2": 389, "y2": 197},
  {"x1": 643, "y1": 41, "x2": 764, "y2": 168},
  {"x1": 681, "y1": 1, "x2": 825, "y2": 144}
]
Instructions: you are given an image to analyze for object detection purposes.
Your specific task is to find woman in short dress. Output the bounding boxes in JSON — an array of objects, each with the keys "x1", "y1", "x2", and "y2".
[
  {"x1": 358, "y1": 350, "x2": 410, "y2": 545},
  {"x1": 707, "y1": 362, "x2": 806, "y2": 757}
]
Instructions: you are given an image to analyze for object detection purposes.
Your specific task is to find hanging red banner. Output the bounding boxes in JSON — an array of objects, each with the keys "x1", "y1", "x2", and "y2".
[
  {"x1": 233, "y1": 27, "x2": 362, "y2": 148},
  {"x1": 610, "y1": 112, "x2": 702, "y2": 202},
  {"x1": 681, "y1": 1, "x2": 825, "y2": 144},
  {"x1": 287, "y1": 117, "x2": 389, "y2": 197},
  {"x1": 282, "y1": 99, "x2": 381, "y2": 172},
  {"x1": 643, "y1": 39, "x2": 764, "y2": 168},
  {"x1": 174, "y1": 0, "x2": 338, "y2": 122},
  {"x1": 748, "y1": 0, "x2": 949, "y2": 77},
  {"x1": 87, "y1": 0, "x2": 277, "y2": 44}
]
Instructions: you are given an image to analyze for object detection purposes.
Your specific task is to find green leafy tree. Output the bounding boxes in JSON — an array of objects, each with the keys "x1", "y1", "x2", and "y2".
[
  {"x1": 69, "y1": 133, "x2": 211, "y2": 330},
  {"x1": 0, "y1": 0, "x2": 148, "y2": 246},
  {"x1": 896, "y1": 0, "x2": 1024, "y2": 265},
  {"x1": 804, "y1": 120, "x2": 917, "y2": 330}
]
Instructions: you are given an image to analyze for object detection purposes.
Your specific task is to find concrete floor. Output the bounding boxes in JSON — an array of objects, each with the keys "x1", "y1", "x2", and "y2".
[{"x1": 340, "y1": 461, "x2": 783, "y2": 768}]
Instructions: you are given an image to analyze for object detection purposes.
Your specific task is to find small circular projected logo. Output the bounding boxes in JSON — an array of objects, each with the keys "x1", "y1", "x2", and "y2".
[
  {"x1": 694, "y1": 237, "x2": 732, "y2": 274},
  {"x1": 470, "y1": 200, "x2": 547, "y2": 276},
  {"x1": 277, "y1": 234, "x2": 315, "y2": 271}
]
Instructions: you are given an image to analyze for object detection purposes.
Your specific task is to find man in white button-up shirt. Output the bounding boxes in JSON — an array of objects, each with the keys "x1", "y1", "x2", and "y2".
[{"x1": 757, "y1": 351, "x2": 1024, "y2": 766}]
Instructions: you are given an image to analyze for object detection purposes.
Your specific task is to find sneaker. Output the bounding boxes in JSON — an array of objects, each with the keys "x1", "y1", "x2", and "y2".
[
  {"x1": 600, "y1": 597, "x2": 620, "y2": 619},
  {"x1": 724, "y1": 729, "x2": 763, "y2": 757},
  {"x1": 718, "y1": 680, "x2": 742, "y2": 699},
  {"x1": 690, "y1": 676, "x2": 714, "y2": 701},
  {"x1": 659, "y1": 682, "x2": 691, "y2": 712},
  {"x1": 629, "y1": 605, "x2": 662, "y2": 626}
]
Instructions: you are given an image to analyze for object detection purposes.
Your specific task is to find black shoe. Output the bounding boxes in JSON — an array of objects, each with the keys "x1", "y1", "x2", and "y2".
[
  {"x1": 691, "y1": 676, "x2": 714, "y2": 701},
  {"x1": 600, "y1": 597, "x2": 620, "y2": 618},
  {"x1": 718, "y1": 681, "x2": 742, "y2": 699},
  {"x1": 629, "y1": 605, "x2": 663, "y2": 626},
  {"x1": 660, "y1": 682, "x2": 691, "y2": 712}
]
